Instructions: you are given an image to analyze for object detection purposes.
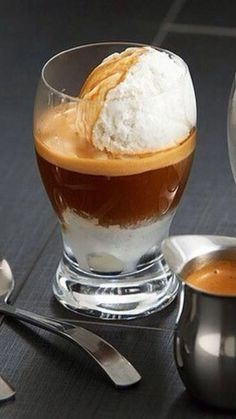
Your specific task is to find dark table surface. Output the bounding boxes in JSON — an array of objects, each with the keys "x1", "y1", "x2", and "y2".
[{"x1": 1, "y1": 0, "x2": 236, "y2": 418}]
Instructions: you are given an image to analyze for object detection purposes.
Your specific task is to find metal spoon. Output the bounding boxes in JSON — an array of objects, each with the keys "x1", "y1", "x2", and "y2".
[
  {"x1": 0, "y1": 259, "x2": 141, "y2": 388},
  {"x1": 0, "y1": 376, "x2": 15, "y2": 402},
  {"x1": 0, "y1": 260, "x2": 16, "y2": 401}
]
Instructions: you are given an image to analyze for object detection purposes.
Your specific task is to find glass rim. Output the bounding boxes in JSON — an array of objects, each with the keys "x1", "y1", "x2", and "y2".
[{"x1": 41, "y1": 41, "x2": 189, "y2": 103}]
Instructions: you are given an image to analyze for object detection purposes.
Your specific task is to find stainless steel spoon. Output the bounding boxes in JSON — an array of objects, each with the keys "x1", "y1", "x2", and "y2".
[
  {"x1": 0, "y1": 376, "x2": 15, "y2": 402},
  {"x1": 0, "y1": 259, "x2": 141, "y2": 388},
  {"x1": 0, "y1": 260, "x2": 16, "y2": 401}
]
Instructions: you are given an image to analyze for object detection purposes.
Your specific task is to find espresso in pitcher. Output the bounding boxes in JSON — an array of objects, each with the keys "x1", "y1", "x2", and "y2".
[{"x1": 185, "y1": 259, "x2": 236, "y2": 295}]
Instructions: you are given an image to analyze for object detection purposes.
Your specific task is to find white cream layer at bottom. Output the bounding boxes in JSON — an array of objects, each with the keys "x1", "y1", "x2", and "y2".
[{"x1": 61, "y1": 209, "x2": 174, "y2": 274}]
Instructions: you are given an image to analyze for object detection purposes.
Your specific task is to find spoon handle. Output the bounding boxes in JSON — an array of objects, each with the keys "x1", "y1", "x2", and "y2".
[{"x1": 0, "y1": 304, "x2": 141, "y2": 388}]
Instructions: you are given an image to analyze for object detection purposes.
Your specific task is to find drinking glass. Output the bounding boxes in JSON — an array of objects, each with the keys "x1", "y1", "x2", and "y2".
[
  {"x1": 228, "y1": 75, "x2": 236, "y2": 182},
  {"x1": 33, "y1": 42, "x2": 197, "y2": 319}
]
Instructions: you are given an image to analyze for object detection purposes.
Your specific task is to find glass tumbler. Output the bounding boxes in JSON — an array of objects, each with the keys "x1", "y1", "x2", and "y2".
[
  {"x1": 33, "y1": 42, "x2": 197, "y2": 319},
  {"x1": 228, "y1": 75, "x2": 236, "y2": 182}
]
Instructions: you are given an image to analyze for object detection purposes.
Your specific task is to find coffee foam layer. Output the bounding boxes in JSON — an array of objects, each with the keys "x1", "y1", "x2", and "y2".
[
  {"x1": 80, "y1": 46, "x2": 197, "y2": 155},
  {"x1": 35, "y1": 104, "x2": 196, "y2": 176}
]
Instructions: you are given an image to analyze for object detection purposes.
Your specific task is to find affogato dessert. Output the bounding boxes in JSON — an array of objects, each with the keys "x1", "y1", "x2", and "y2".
[{"x1": 35, "y1": 46, "x2": 196, "y2": 274}]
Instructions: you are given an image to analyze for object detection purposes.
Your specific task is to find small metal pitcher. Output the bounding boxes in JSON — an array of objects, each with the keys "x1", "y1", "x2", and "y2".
[{"x1": 162, "y1": 235, "x2": 236, "y2": 410}]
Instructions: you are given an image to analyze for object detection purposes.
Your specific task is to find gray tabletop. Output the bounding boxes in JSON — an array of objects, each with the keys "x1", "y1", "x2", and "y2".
[{"x1": 1, "y1": 1, "x2": 236, "y2": 418}]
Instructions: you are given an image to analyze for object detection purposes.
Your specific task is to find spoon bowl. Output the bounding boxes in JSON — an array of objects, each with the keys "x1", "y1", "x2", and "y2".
[{"x1": 0, "y1": 259, "x2": 15, "y2": 303}]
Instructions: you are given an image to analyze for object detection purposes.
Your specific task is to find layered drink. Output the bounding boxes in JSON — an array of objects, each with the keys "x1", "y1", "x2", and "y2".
[{"x1": 34, "y1": 44, "x2": 196, "y2": 317}]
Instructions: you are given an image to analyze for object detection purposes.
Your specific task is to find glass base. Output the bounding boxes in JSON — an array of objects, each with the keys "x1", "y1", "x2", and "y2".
[{"x1": 53, "y1": 251, "x2": 179, "y2": 320}]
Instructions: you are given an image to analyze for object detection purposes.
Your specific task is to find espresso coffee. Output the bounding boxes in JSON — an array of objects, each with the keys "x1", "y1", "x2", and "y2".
[
  {"x1": 34, "y1": 104, "x2": 195, "y2": 272},
  {"x1": 185, "y1": 259, "x2": 236, "y2": 295},
  {"x1": 35, "y1": 106, "x2": 196, "y2": 228}
]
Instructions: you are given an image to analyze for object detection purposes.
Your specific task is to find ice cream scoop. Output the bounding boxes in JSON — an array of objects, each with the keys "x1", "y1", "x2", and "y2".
[{"x1": 79, "y1": 46, "x2": 197, "y2": 155}]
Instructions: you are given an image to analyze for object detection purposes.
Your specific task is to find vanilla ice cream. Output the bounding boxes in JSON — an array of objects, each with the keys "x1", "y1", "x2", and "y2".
[{"x1": 80, "y1": 46, "x2": 196, "y2": 155}]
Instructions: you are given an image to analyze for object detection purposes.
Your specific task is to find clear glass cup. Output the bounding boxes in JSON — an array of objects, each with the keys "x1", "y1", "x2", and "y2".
[
  {"x1": 228, "y1": 75, "x2": 236, "y2": 182},
  {"x1": 33, "y1": 42, "x2": 197, "y2": 319}
]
